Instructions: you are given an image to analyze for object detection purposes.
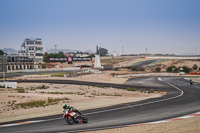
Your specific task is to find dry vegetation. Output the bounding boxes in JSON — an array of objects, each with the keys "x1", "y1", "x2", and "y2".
[{"x1": 0, "y1": 82, "x2": 162, "y2": 122}]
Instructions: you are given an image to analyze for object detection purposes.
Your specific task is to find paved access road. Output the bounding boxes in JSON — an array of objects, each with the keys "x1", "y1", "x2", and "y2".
[{"x1": 1, "y1": 76, "x2": 200, "y2": 133}]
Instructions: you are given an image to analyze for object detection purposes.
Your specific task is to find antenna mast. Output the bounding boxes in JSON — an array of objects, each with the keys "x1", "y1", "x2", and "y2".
[{"x1": 54, "y1": 44, "x2": 57, "y2": 53}]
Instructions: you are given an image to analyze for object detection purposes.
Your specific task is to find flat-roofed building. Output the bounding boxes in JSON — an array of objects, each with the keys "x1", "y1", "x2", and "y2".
[
  {"x1": 6, "y1": 55, "x2": 34, "y2": 70},
  {"x1": 0, "y1": 55, "x2": 7, "y2": 73}
]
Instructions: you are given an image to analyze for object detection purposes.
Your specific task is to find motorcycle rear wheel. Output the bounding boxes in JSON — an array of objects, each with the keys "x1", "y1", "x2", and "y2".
[{"x1": 82, "y1": 115, "x2": 88, "y2": 123}]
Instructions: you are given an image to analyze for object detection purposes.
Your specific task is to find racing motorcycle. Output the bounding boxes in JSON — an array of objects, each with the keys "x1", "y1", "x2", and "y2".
[{"x1": 63, "y1": 109, "x2": 88, "y2": 125}]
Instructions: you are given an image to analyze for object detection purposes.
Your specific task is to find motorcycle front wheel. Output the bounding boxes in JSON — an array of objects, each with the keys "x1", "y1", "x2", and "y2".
[{"x1": 65, "y1": 116, "x2": 74, "y2": 125}]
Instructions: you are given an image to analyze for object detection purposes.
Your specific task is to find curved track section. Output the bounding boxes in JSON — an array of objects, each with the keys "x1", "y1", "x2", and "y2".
[{"x1": 1, "y1": 77, "x2": 200, "y2": 133}]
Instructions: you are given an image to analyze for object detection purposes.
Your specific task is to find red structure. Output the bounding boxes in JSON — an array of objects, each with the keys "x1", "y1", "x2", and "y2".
[{"x1": 190, "y1": 72, "x2": 200, "y2": 75}]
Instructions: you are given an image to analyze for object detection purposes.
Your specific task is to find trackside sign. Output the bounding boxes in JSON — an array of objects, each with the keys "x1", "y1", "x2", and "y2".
[
  {"x1": 49, "y1": 57, "x2": 92, "y2": 62},
  {"x1": 49, "y1": 58, "x2": 68, "y2": 62},
  {"x1": 72, "y1": 57, "x2": 92, "y2": 61}
]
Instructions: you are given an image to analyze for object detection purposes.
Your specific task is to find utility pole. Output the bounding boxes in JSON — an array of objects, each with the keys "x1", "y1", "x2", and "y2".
[
  {"x1": 122, "y1": 46, "x2": 124, "y2": 55},
  {"x1": 195, "y1": 47, "x2": 197, "y2": 56},
  {"x1": 3, "y1": 54, "x2": 6, "y2": 82},
  {"x1": 54, "y1": 44, "x2": 57, "y2": 53},
  {"x1": 146, "y1": 47, "x2": 148, "y2": 56}
]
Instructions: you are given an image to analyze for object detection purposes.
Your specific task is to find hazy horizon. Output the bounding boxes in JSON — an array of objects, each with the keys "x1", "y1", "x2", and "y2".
[{"x1": 0, "y1": 0, "x2": 200, "y2": 55}]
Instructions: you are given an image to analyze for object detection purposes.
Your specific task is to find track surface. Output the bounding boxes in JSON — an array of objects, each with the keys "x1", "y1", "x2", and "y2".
[
  {"x1": 0, "y1": 70, "x2": 82, "y2": 78},
  {"x1": 132, "y1": 60, "x2": 158, "y2": 66},
  {"x1": 1, "y1": 76, "x2": 200, "y2": 133}
]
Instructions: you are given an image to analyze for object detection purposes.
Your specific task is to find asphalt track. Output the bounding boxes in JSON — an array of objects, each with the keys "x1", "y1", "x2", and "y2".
[
  {"x1": 132, "y1": 60, "x2": 158, "y2": 66},
  {"x1": 0, "y1": 70, "x2": 82, "y2": 78},
  {"x1": 1, "y1": 76, "x2": 200, "y2": 133}
]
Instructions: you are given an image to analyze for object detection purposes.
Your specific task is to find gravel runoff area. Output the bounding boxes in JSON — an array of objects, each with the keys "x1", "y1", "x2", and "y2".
[{"x1": 82, "y1": 115, "x2": 200, "y2": 133}]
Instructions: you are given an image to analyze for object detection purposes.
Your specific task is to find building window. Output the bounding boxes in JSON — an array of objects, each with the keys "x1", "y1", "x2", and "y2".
[
  {"x1": 35, "y1": 41, "x2": 42, "y2": 45},
  {"x1": 36, "y1": 47, "x2": 43, "y2": 52},
  {"x1": 27, "y1": 41, "x2": 34, "y2": 45},
  {"x1": 35, "y1": 53, "x2": 43, "y2": 56},
  {"x1": 29, "y1": 47, "x2": 34, "y2": 51}
]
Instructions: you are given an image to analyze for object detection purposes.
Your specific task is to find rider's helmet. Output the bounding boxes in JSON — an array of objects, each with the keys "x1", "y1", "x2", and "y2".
[{"x1": 63, "y1": 104, "x2": 67, "y2": 109}]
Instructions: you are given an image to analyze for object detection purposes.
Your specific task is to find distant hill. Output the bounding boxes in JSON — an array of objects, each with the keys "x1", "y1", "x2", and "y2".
[
  {"x1": 1, "y1": 48, "x2": 96, "y2": 55},
  {"x1": 2, "y1": 48, "x2": 18, "y2": 55},
  {"x1": 47, "y1": 49, "x2": 95, "y2": 54},
  {"x1": 84, "y1": 50, "x2": 95, "y2": 53}
]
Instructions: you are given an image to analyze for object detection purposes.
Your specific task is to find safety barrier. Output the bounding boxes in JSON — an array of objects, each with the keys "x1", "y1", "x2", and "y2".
[
  {"x1": 190, "y1": 72, "x2": 200, "y2": 75},
  {"x1": 0, "y1": 82, "x2": 18, "y2": 88}
]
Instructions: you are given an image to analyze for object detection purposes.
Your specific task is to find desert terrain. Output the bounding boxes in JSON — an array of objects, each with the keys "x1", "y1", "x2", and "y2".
[{"x1": 1, "y1": 57, "x2": 200, "y2": 133}]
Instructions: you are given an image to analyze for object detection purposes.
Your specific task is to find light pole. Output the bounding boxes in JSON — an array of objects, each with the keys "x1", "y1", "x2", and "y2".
[{"x1": 3, "y1": 54, "x2": 6, "y2": 82}]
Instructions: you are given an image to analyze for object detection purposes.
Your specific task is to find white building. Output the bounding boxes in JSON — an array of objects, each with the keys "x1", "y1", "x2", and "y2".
[
  {"x1": 113, "y1": 51, "x2": 120, "y2": 57},
  {"x1": 19, "y1": 38, "x2": 43, "y2": 69}
]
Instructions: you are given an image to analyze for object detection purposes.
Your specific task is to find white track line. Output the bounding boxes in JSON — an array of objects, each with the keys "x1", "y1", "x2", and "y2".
[{"x1": 85, "y1": 78, "x2": 183, "y2": 115}]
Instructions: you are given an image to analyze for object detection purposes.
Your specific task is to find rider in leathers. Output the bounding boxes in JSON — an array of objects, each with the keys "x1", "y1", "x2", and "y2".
[{"x1": 63, "y1": 104, "x2": 82, "y2": 117}]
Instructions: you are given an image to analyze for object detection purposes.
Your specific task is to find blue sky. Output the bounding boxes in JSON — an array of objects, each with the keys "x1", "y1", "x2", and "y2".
[{"x1": 0, "y1": 0, "x2": 200, "y2": 55}]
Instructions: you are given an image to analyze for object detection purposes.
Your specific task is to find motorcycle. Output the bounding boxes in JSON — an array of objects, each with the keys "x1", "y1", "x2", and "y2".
[
  {"x1": 190, "y1": 80, "x2": 193, "y2": 85},
  {"x1": 63, "y1": 109, "x2": 88, "y2": 125}
]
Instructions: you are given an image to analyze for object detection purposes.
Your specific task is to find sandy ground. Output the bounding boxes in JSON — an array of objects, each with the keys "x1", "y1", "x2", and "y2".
[
  {"x1": 11, "y1": 71, "x2": 129, "y2": 84},
  {"x1": 0, "y1": 80, "x2": 162, "y2": 123},
  {"x1": 174, "y1": 60, "x2": 200, "y2": 68},
  {"x1": 82, "y1": 115, "x2": 200, "y2": 133}
]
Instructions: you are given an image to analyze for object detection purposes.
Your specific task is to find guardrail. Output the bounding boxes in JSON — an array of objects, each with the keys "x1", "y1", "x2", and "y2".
[
  {"x1": 146, "y1": 56, "x2": 200, "y2": 59},
  {"x1": 114, "y1": 73, "x2": 180, "y2": 78},
  {"x1": 6, "y1": 67, "x2": 87, "y2": 73},
  {"x1": 0, "y1": 82, "x2": 17, "y2": 88}
]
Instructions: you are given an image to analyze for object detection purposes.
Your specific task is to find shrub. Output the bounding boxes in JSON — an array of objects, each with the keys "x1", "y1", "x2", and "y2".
[
  {"x1": 128, "y1": 66, "x2": 145, "y2": 71},
  {"x1": 182, "y1": 66, "x2": 190, "y2": 74},
  {"x1": 150, "y1": 89, "x2": 155, "y2": 93},
  {"x1": 47, "y1": 97, "x2": 60, "y2": 105},
  {"x1": 127, "y1": 66, "x2": 132, "y2": 69},
  {"x1": 51, "y1": 73, "x2": 64, "y2": 77},
  {"x1": 16, "y1": 100, "x2": 46, "y2": 109},
  {"x1": 114, "y1": 93, "x2": 122, "y2": 96},
  {"x1": 16, "y1": 88, "x2": 25, "y2": 93},
  {"x1": 16, "y1": 97, "x2": 69, "y2": 109},
  {"x1": 127, "y1": 88, "x2": 137, "y2": 91},
  {"x1": 166, "y1": 66, "x2": 178, "y2": 73},
  {"x1": 193, "y1": 64, "x2": 198, "y2": 70},
  {"x1": 155, "y1": 67, "x2": 161, "y2": 72},
  {"x1": 42, "y1": 63, "x2": 48, "y2": 68},
  {"x1": 140, "y1": 89, "x2": 146, "y2": 93}
]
